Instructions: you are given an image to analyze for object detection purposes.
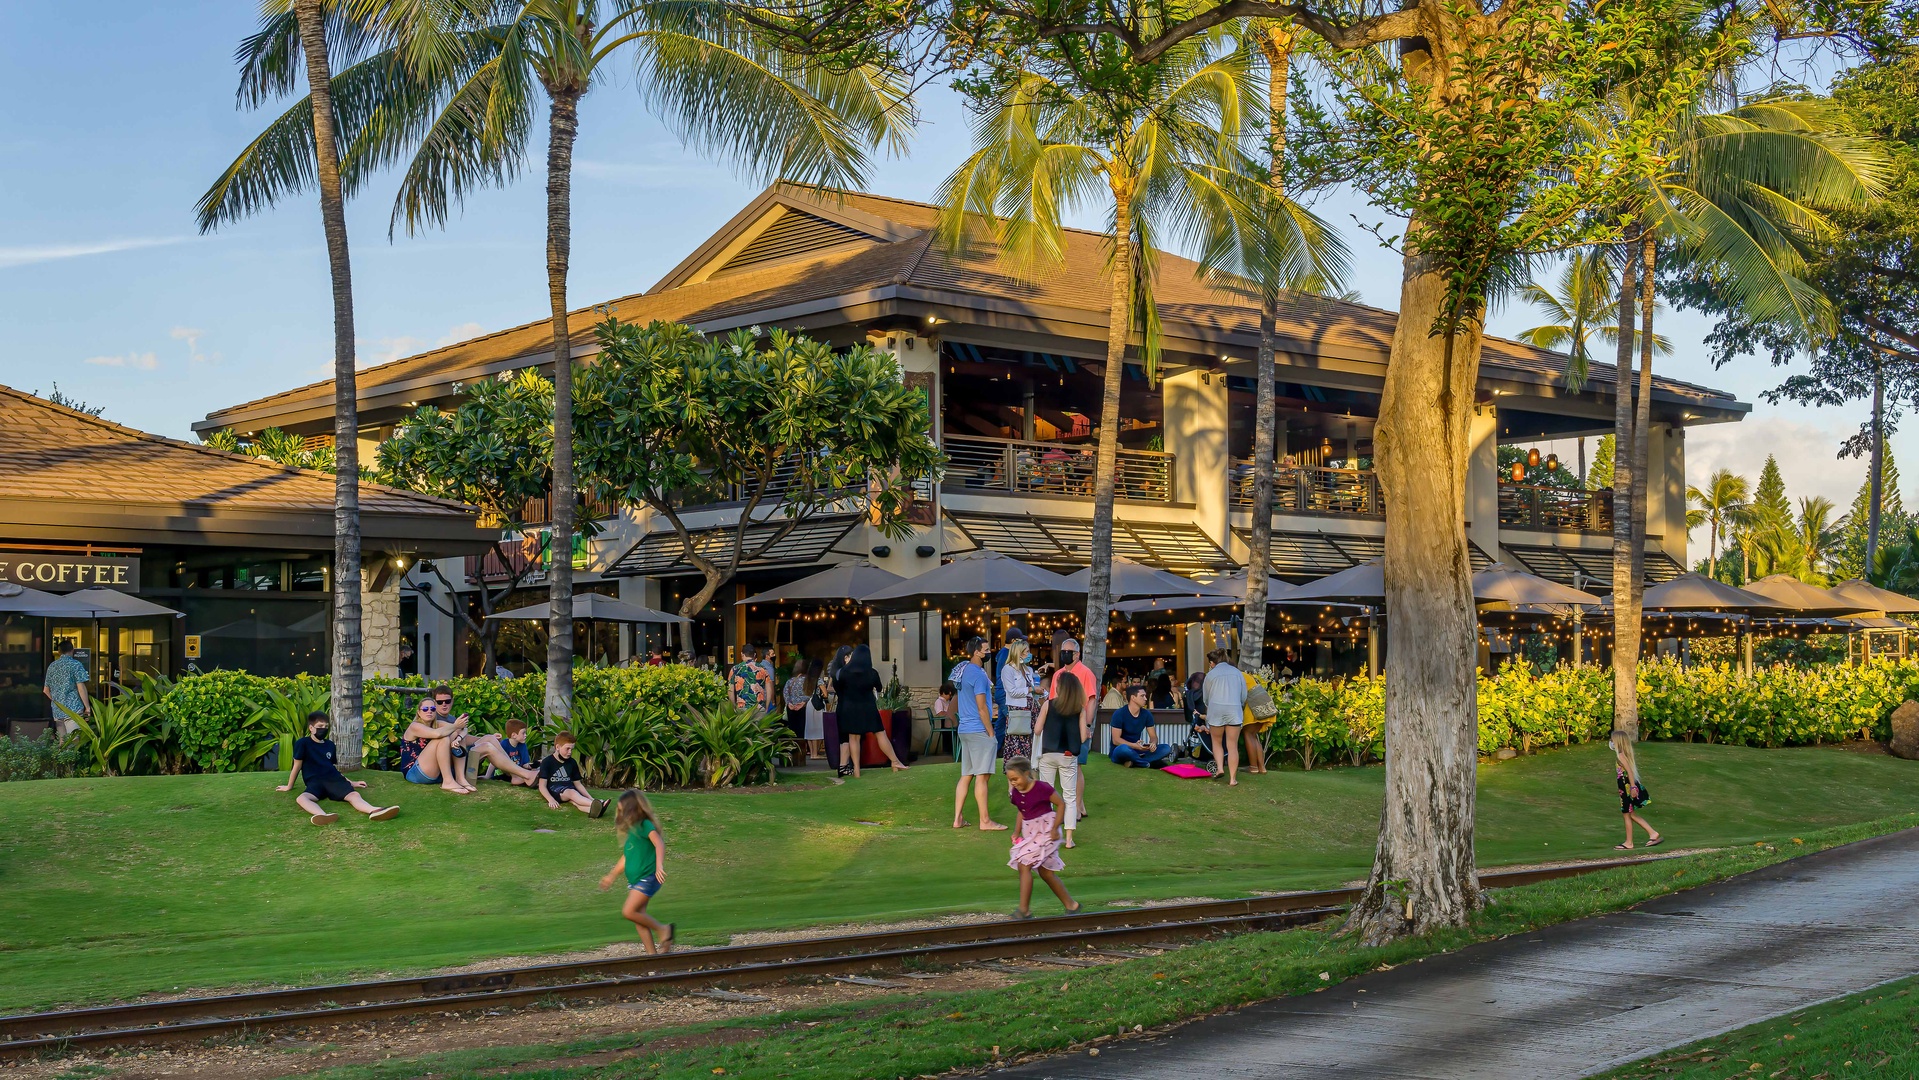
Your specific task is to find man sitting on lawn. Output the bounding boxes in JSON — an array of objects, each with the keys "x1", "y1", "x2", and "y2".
[
  {"x1": 1109, "y1": 685, "x2": 1174, "y2": 769},
  {"x1": 276, "y1": 712, "x2": 400, "y2": 825}
]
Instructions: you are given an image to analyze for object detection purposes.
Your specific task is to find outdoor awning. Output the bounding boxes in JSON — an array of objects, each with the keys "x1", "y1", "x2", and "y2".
[
  {"x1": 944, "y1": 510, "x2": 1235, "y2": 574},
  {"x1": 606, "y1": 514, "x2": 861, "y2": 578},
  {"x1": 1500, "y1": 542, "x2": 1683, "y2": 588},
  {"x1": 1232, "y1": 529, "x2": 1493, "y2": 580}
]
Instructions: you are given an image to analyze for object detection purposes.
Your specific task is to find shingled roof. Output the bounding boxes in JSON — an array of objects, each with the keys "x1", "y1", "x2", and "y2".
[
  {"x1": 199, "y1": 184, "x2": 1742, "y2": 435},
  {"x1": 2, "y1": 384, "x2": 489, "y2": 551}
]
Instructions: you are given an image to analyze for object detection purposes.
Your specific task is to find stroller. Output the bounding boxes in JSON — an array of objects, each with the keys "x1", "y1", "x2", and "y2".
[{"x1": 1175, "y1": 698, "x2": 1215, "y2": 766}]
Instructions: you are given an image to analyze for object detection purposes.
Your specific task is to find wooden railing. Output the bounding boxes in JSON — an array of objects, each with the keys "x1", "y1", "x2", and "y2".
[
  {"x1": 515, "y1": 491, "x2": 616, "y2": 527},
  {"x1": 1498, "y1": 482, "x2": 1612, "y2": 533},
  {"x1": 1230, "y1": 461, "x2": 1383, "y2": 519},
  {"x1": 943, "y1": 435, "x2": 1175, "y2": 503}
]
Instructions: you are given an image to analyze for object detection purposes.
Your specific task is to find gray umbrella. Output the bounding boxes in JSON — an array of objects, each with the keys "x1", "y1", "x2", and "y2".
[
  {"x1": 1826, "y1": 578, "x2": 1919, "y2": 615},
  {"x1": 1062, "y1": 557, "x2": 1240, "y2": 601},
  {"x1": 1287, "y1": 558, "x2": 1497, "y2": 605},
  {"x1": 736, "y1": 561, "x2": 906, "y2": 606},
  {"x1": 0, "y1": 581, "x2": 120, "y2": 617},
  {"x1": 1634, "y1": 573, "x2": 1780, "y2": 612},
  {"x1": 65, "y1": 587, "x2": 185, "y2": 619},
  {"x1": 860, "y1": 549, "x2": 1086, "y2": 614},
  {"x1": 487, "y1": 593, "x2": 691, "y2": 624},
  {"x1": 1739, "y1": 574, "x2": 1872, "y2": 616},
  {"x1": 1472, "y1": 563, "x2": 1603, "y2": 606}
]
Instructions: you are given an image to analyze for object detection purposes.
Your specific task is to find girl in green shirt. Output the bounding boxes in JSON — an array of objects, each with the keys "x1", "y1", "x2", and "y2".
[{"x1": 598, "y1": 789, "x2": 674, "y2": 953}]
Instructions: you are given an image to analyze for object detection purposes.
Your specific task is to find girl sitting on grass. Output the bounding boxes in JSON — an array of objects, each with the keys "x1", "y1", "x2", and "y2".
[
  {"x1": 1005, "y1": 756, "x2": 1080, "y2": 919},
  {"x1": 1611, "y1": 729, "x2": 1663, "y2": 850},
  {"x1": 599, "y1": 789, "x2": 675, "y2": 953}
]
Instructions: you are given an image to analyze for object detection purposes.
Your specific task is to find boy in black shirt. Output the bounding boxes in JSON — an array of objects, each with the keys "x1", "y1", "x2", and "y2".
[
  {"x1": 277, "y1": 713, "x2": 401, "y2": 825},
  {"x1": 538, "y1": 732, "x2": 609, "y2": 817}
]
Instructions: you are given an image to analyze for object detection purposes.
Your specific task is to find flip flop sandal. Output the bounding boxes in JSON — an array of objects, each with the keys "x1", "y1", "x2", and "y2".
[
  {"x1": 1013, "y1": 910, "x2": 1034, "y2": 920},
  {"x1": 369, "y1": 806, "x2": 400, "y2": 821},
  {"x1": 662, "y1": 923, "x2": 677, "y2": 952},
  {"x1": 1614, "y1": 843, "x2": 1632, "y2": 850},
  {"x1": 590, "y1": 798, "x2": 610, "y2": 819},
  {"x1": 310, "y1": 813, "x2": 339, "y2": 826},
  {"x1": 1647, "y1": 837, "x2": 1664, "y2": 847}
]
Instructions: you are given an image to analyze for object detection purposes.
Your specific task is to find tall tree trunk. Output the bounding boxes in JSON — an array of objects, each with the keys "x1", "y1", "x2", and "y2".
[
  {"x1": 1609, "y1": 225, "x2": 1642, "y2": 742},
  {"x1": 1869, "y1": 354, "x2": 1884, "y2": 573},
  {"x1": 1081, "y1": 169, "x2": 1136, "y2": 683},
  {"x1": 543, "y1": 89, "x2": 582, "y2": 723},
  {"x1": 1578, "y1": 436, "x2": 1586, "y2": 486},
  {"x1": 1629, "y1": 233, "x2": 1655, "y2": 608},
  {"x1": 1241, "y1": 23, "x2": 1294, "y2": 670},
  {"x1": 1345, "y1": 229, "x2": 1485, "y2": 944},
  {"x1": 293, "y1": 0, "x2": 364, "y2": 768}
]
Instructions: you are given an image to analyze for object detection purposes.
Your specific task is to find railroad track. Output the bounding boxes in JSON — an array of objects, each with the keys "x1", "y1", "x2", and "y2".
[{"x1": 0, "y1": 855, "x2": 1673, "y2": 1060}]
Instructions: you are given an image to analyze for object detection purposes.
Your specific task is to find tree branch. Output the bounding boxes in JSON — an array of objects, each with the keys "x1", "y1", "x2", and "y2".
[{"x1": 1056, "y1": 2, "x2": 1421, "y2": 63}]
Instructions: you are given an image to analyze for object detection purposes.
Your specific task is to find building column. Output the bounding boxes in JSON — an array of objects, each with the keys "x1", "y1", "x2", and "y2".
[
  {"x1": 866, "y1": 329, "x2": 944, "y2": 580},
  {"x1": 405, "y1": 565, "x2": 459, "y2": 681},
  {"x1": 1466, "y1": 403, "x2": 1500, "y2": 561},
  {"x1": 362, "y1": 570, "x2": 403, "y2": 679},
  {"x1": 1164, "y1": 368, "x2": 1230, "y2": 548},
  {"x1": 1651, "y1": 423, "x2": 1686, "y2": 568}
]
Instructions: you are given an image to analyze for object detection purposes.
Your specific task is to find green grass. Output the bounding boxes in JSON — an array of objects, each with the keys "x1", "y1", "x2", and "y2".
[
  {"x1": 268, "y1": 813, "x2": 1919, "y2": 1080},
  {"x1": 1598, "y1": 975, "x2": 1919, "y2": 1079},
  {"x1": 1, "y1": 741, "x2": 1915, "y2": 1013}
]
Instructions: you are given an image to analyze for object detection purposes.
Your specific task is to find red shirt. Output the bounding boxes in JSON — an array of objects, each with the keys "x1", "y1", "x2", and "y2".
[
  {"x1": 1009, "y1": 780, "x2": 1057, "y2": 820},
  {"x1": 1050, "y1": 662, "x2": 1097, "y2": 716}
]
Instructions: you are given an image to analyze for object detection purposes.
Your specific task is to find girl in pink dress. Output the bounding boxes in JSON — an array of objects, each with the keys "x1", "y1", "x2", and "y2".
[{"x1": 1005, "y1": 756, "x2": 1081, "y2": 918}]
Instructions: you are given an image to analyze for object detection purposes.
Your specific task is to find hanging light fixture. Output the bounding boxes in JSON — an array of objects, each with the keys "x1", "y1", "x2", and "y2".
[
  {"x1": 1526, "y1": 447, "x2": 1542, "y2": 467},
  {"x1": 1510, "y1": 460, "x2": 1527, "y2": 483},
  {"x1": 1545, "y1": 453, "x2": 1559, "y2": 472}
]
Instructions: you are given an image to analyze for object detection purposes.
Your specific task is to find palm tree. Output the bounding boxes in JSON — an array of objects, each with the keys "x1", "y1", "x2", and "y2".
[
  {"x1": 209, "y1": 1, "x2": 910, "y2": 721},
  {"x1": 197, "y1": 1, "x2": 400, "y2": 767},
  {"x1": 1518, "y1": 251, "x2": 1670, "y2": 389},
  {"x1": 939, "y1": 31, "x2": 1254, "y2": 679},
  {"x1": 1790, "y1": 496, "x2": 1842, "y2": 583},
  {"x1": 1685, "y1": 468, "x2": 1751, "y2": 580}
]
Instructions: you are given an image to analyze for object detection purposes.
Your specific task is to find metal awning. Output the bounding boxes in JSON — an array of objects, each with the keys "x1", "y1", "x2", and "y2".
[
  {"x1": 1232, "y1": 528, "x2": 1492, "y2": 580},
  {"x1": 943, "y1": 510, "x2": 1235, "y2": 574},
  {"x1": 605, "y1": 514, "x2": 861, "y2": 578},
  {"x1": 1501, "y1": 542, "x2": 1683, "y2": 588}
]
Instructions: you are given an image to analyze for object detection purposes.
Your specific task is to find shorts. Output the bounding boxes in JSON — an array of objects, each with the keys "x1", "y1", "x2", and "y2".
[
  {"x1": 628, "y1": 874, "x2": 662, "y2": 897},
  {"x1": 548, "y1": 781, "x2": 578, "y2": 799},
  {"x1": 957, "y1": 731, "x2": 997, "y2": 776},
  {"x1": 305, "y1": 775, "x2": 354, "y2": 802},
  {"x1": 404, "y1": 764, "x2": 437, "y2": 784},
  {"x1": 1206, "y1": 711, "x2": 1244, "y2": 728},
  {"x1": 1076, "y1": 738, "x2": 1090, "y2": 765}
]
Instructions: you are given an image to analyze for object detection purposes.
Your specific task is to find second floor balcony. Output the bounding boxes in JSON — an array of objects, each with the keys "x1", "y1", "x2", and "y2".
[
  {"x1": 1498, "y1": 482, "x2": 1613, "y2": 533},
  {"x1": 1229, "y1": 461, "x2": 1384, "y2": 519},
  {"x1": 943, "y1": 434, "x2": 1176, "y2": 503}
]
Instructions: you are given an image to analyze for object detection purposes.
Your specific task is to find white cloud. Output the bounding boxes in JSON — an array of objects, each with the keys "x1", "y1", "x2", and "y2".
[
  {"x1": 0, "y1": 237, "x2": 182, "y2": 270},
  {"x1": 358, "y1": 322, "x2": 492, "y2": 368},
  {"x1": 84, "y1": 352, "x2": 159, "y2": 371},
  {"x1": 1686, "y1": 416, "x2": 1867, "y2": 509},
  {"x1": 170, "y1": 326, "x2": 210, "y2": 364}
]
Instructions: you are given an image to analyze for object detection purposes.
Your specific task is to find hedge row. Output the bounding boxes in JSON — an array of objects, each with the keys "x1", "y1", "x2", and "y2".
[{"x1": 1255, "y1": 658, "x2": 1919, "y2": 770}]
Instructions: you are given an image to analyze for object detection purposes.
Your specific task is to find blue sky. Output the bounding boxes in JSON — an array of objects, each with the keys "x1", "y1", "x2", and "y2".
[{"x1": 0, "y1": 4, "x2": 1899, "y2": 517}]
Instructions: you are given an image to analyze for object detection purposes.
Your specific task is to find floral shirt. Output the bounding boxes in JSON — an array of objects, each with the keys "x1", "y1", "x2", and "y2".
[
  {"x1": 732, "y1": 661, "x2": 771, "y2": 713},
  {"x1": 43, "y1": 655, "x2": 88, "y2": 717}
]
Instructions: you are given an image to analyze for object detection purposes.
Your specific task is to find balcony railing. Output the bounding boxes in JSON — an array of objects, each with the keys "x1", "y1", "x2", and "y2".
[
  {"x1": 515, "y1": 491, "x2": 617, "y2": 527},
  {"x1": 943, "y1": 435, "x2": 1175, "y2": 503},
  {"x1": 1498, "y1": 482, "x2": 1612, "y2": 533},
  {"x1": 1230, "y1": 461, "x2": 1383, "y2": 519}
]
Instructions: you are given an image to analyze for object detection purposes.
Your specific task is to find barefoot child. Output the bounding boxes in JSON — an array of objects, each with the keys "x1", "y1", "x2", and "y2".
[
  {"x1": 1005, "y1": 756, "x2": 1080, "y2": 918},
  {"x1": 599, "y1": 789, "x2": 676, "y2": 953},
  {"x1": 538, "y1": 732, "x2": 610, "y2": 817},
  {"x1": 1611, "y1": 729, "x2": 1663, "y2": 850},
  {"x1": 277, "y1": 712, "x2": 400, "y2": 825}
]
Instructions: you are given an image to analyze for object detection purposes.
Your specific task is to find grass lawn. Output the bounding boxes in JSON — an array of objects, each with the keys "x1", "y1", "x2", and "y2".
[
  {"x1": 1598, "y1": 975, "x2": 1919, "y2": 1079},
  {"x1": 2, "y1": 741, "x2": 1916, "y2": 1012}
]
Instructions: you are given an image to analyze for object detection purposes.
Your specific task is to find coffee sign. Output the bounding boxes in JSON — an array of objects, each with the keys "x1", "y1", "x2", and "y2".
[{"x1": 0, "y1": 553, "x2": 141, "y2": 592}]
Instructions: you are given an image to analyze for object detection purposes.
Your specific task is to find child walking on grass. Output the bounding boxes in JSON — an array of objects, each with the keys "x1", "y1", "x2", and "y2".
[
  {"x1": 1611, "y1": 729, "x2": 1663, "y2": 850},
  {"x1": 599, "y1": 789, "x2": 675, "y2": 954},
  {"x1": 1005, "y1": 756, "x2": 1080, "y2": 919}
]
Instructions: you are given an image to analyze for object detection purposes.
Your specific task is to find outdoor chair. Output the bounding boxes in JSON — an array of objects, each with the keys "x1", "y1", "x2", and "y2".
[{"x1": 924, "y1": 705, "x2": 958, "y2": 759}]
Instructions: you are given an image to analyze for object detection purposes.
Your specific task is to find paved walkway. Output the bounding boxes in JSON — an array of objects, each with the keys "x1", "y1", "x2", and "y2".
[{"x1": 998, "y1": 828, "x2": 1919, "y2": 1079}]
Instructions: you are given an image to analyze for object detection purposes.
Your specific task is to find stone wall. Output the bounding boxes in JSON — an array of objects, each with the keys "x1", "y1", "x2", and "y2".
[{"x1": 362, "y1": 571, "x2": 402, "y2": 678}]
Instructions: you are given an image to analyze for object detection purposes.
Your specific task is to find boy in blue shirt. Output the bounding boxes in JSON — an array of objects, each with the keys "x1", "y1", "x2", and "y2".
[{"x1": 276, "y1": 712, "x2": 401, "y2": 825}]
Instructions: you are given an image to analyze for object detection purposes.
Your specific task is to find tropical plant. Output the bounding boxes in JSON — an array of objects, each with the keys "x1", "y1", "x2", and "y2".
[
  {"x1": 938, "y1": 27, "x2": 1256, "y2": 679},
  {"x1": 684, "y1": 700, "x2": 793, "y2": 787},
  {"x1": 1685, "y1": 468, "x2": 1752, "y2": 579},
  {"x1": 1519, "y1": 251, "x2": 1671, "y2": 388},
  {"x1": 0, "y1": 732, "x2": 89, "y2": 783},
  {"x1": 197, "y1": 0, "x2": 388, "y2": 766},
  {"x1": 59, "y1": 698, "x2": 158, "y2": 778}
]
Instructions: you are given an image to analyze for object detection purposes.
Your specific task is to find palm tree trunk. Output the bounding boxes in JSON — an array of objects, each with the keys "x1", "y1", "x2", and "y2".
[
  {"x1": 543, "y1": 88, "x2": 582, "y2": 723},
  {"x1": 1629, "y1": 232, "x2": 1656, "y2": 611},
  {"x1": 1869, "y1": 354, "x2": 1884, "y2": 572},
  {"x1": 293, "y1": 0, "x2": 363, "y2": 768},
  {"x1": 1609, "y1": 225, "x2": 1642, "y2": 743},
  {"x1": 1344, "y1": 224, "x2": 1484, "y2": 945},
  {"x1": 1241, "y1": 23, "x2": 1294, "y2": 670},
  {"x1": 1081, "y1": 169, "x2": 1136, "y2": 683}
]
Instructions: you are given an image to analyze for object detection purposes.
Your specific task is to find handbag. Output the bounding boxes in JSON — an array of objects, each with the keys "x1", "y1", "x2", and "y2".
[
  {"x1": 1245, "y1": 680, "x2": 1279, "y2": 721},
  {"x1": 1631, "y1": 780, "x2": 1651, "y2": 808}
]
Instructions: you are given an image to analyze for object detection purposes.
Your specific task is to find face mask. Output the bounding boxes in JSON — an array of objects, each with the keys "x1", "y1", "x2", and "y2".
[
  {"x1": 1060, "y1": 651, "x2": 1076, "y2": 666},
  {"x1": 313, "y1": 726, "x2": 330, "y2": 740}
]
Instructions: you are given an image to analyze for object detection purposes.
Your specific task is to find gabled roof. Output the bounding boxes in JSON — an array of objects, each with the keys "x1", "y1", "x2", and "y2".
[
  {"x1": 199, "y1": 183, "x2": 1744, "y2": 435},
  {"x1": 2, "y1": 384, "x2": 490, "y2": 552}
]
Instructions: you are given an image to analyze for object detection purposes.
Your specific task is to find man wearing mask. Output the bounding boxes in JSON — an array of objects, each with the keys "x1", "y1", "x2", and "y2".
[
  {"x1": 1049, "y1": 637, "x2": 1098, "y2": 819},
  {"x1": 276, "y1": 712, "x2": 400, "y2": 824}
]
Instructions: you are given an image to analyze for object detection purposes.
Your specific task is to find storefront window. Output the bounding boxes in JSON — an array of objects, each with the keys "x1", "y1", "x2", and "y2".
[
  {"x1": 181, "y1": 596, "x2": 328, "y2": 678},
  {"x1": 0, "y1": 614, "x2": 45, "y2": 728}
]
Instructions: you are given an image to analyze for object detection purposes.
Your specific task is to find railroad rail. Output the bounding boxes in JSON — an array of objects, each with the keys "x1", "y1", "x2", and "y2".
[{"x1": 0, "y1": 855, "x2": 1675, "y2": 1060}]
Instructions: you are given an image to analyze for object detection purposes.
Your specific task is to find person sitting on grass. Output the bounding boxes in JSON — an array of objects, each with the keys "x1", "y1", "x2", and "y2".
[
  {"x1": 1109, "y1": 684, "x2": 1174, "y2": 769},
  {"x1": 480, "y1": 719, "x2": 535, "y2": 783},
  {"x1": 538, "y1": 732, "x2": 609, "y2": 817},
  {"x1": 599, "y1": 788, "x2": 675, "y2": 954},
  {"x1": 276, "y1": 712, "x2": 399, "y2": 825},
  {"x1": 1005, "y1": 756, "x2": 1079, "y2": 919},
  {"x1": 428, "y1": 686, "x2": 540, "y2": 788},
  {"x1": 399, "y1": 699, "x2": 473, "y2": 794}
]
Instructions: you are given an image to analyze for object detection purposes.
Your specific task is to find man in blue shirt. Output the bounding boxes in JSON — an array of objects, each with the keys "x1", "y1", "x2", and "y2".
[
  {"x1": 42, "y1": 641, "x2": 90, "y2": 735},
  {"x1": 1110, "y1": 684, "x2": 1174, "y2": 768},
  {"x1": 951, "y1": 635, "x2": 1005, "y2": 832}
]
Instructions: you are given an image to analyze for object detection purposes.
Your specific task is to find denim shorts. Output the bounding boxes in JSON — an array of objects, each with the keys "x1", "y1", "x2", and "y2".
[
  {"x1": 1076, "y1": 738, "x2": 1091, "y2": 765},
  {"x1": 404, "y1": 764, "x2": 436, "y2": 784},
  {"x1": 628, "y1": 874, "x2": 662, "y2": 897}
]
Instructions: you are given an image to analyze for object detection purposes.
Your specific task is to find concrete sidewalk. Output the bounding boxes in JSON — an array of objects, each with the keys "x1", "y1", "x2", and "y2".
[{"x1": 996, "y1": 828, "x2": 1919, "y2": 1079}]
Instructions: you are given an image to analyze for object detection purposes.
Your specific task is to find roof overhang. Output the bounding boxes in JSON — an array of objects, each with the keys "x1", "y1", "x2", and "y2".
[{"x1": 0, "y1": 496, "x2": 495, "y2": 555}]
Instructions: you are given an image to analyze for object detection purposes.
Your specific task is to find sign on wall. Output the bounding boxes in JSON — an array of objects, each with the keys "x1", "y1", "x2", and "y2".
[{"x1": 0, "y1": 552, "x2": 142, "y2": 592}]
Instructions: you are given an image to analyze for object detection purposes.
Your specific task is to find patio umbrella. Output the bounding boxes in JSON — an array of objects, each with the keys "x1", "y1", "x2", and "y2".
[
  {"x1": 860, "y1": 549, "x2": 1085, "y2": 614},
  {"x1": 486, "y1": 593, "x2": 691, "y2": 624},
  {"x1": 199, "y1": 614, "x2": 313, "y2": 639},
  {"x1": 735, "y1": 561, "x2": 905, "y2": 606},
  {"x1": 1827, "y1": 578, "x2": 1919, "y2": 615},
  {"x1": 0, "y1": 582, "x2": 121, "y2": 617},
  {"x1": 1062, "y1": 556, "x2": 1240, "y2": 601},
  {"x1": 1636, "y1": 573, "x2": 1779, "y2": 612},
  {"x1": 1472, "y1": 563, "x2": 1603, "y2": 606},
  {"x1": 1287, "y1": 558, "x2": 1498, "y2": 605},
  {"x1": 1739, "y1": 574, "x2": 1872, "y2": 616},
  {"x1": 65, "y1": 587, "x2": 184, "y2": 619}
]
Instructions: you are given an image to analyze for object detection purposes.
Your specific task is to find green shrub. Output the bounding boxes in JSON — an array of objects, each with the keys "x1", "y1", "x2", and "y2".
[
  {"x1": 251, "y1": 682, "x2": 332, "y2": 772},
  {"x1": 553, "y1": 665, "x2": 730, "y2": 788},
  {"x1": 60, "y1": 698, "x2": 159, "y2": 777},
  {"x1": 683, "y1": 701, "x2": 794, "y2": 787},
  {"x1": 165, "y1": 670, "x2": 279, "y2": 773},
  {"x1": 0, "y1": 733, "x2": 89, "y2": 782}
]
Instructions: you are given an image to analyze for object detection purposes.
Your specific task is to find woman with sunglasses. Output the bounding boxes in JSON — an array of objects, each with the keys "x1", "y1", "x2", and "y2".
[{"x1": 399, "y1": 699, "x2": 473, "y2": 793}]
